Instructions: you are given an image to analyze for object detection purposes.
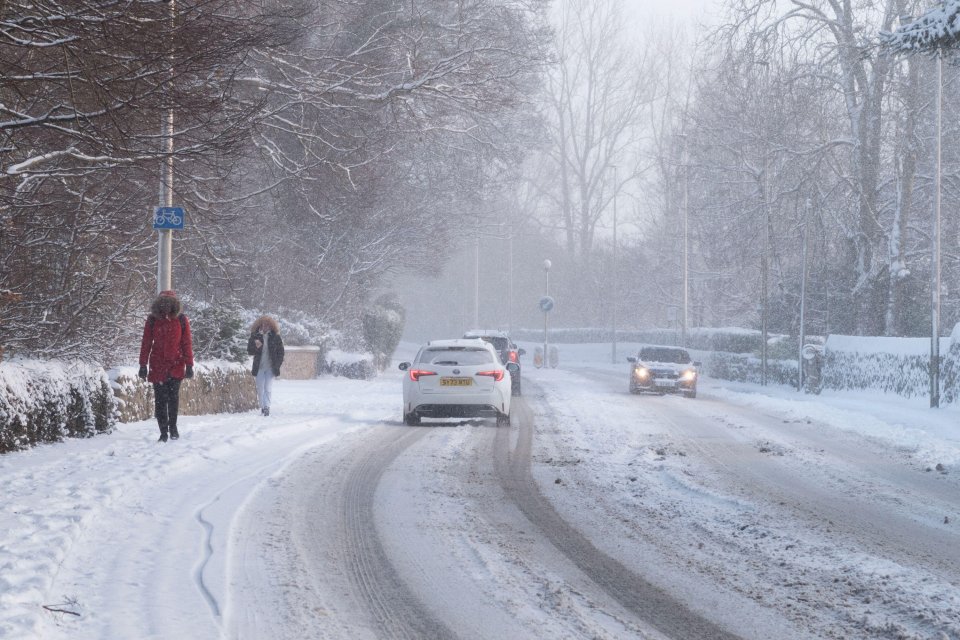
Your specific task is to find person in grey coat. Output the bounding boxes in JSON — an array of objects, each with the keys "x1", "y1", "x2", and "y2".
[{"x1": 247, "y1": 316, "x2": 284, "y2": 416}]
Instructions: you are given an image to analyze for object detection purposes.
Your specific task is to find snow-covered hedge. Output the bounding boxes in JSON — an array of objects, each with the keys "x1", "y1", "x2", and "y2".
[
  {"x1": 0, "y1": 359, "x2": 258, "y2": 453},
  {"x1": 821, "y1": 335, "x2": 944, "y2": 398},
  {"x1": 321, "y1": 349, "x2": 376, "y2": 380},
  {"x1": 702, "y1": 351, "x2": 798, "y2": 387},
  {"x1": 512, "y1": 327, "x2": 769, "y2": 354},
  {"x1": 941, "y1": 337, "x2": 960, "y2": 404},
  {"x1": 110, "y1": 362, "x2": 257, "y2": 423},
  {"x1": 0, "y1": 360, "x2": 116, "y2": 453},
  {"x1": 820, "y1": 331, "x2": 960, "y2": 401}
]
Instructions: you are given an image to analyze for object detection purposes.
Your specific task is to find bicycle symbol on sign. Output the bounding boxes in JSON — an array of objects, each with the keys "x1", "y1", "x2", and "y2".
[{"x1": 153, "y1": 206, "x2": 185, "y2": 230}]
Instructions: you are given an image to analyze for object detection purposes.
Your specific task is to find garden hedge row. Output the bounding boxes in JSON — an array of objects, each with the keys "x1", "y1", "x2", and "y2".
[
  {"x1": 0, "y1": 361, "x2": 115, "y2": 453},
  {"x1": 0, "y1": 360, "x2": 257, "y2": 454}
]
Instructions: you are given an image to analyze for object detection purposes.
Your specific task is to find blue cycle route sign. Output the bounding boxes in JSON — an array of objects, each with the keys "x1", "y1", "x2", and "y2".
[{"x1": 153, "y1": 206, "x2": 185, "y2": 230}]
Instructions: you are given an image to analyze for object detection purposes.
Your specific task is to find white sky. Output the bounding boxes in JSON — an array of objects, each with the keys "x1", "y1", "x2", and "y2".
[{"x1": 623, "y1": 0, "x2": 722, "y2": 25}]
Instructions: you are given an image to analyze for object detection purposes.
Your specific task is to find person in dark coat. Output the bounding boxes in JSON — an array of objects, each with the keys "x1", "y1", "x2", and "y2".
[
  {"x1": 247, "y1": 315, "x2": 284, "y2": 416},
  {"x1": 139, "y1": 290, "x2": 194, "y2": 442}
]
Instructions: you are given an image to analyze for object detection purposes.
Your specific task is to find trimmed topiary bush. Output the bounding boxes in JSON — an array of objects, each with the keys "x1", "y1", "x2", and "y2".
[{"x1": 362, "y1": 294, "x2": 405, "y2": 372}]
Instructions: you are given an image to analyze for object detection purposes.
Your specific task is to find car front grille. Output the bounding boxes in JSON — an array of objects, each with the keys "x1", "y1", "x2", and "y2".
[{"x1": 650, "y1": 368, "x2": 678, "y2": 379}]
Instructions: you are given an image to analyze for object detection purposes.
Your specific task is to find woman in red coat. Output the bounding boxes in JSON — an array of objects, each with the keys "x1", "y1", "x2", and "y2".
[{"x1": 138, "y1": 290, "x2": 194, "y2": 442}]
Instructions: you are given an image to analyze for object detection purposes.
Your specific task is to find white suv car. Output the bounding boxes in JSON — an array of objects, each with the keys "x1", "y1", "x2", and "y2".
[{"x1": 399, "y1": 339, "x2": 517, "y2": 426}]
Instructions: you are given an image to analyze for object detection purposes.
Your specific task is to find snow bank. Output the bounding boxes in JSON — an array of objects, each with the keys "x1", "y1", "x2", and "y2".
[{"x1": 825, "y1": 334, "x2": 943, "y2": 357}]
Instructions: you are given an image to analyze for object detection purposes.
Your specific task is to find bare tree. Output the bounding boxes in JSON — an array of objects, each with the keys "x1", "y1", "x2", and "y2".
[
  {"x1": 531, "y1": 0, "x2": 657, "y2": 327},
  {"x1": 219, "y1": 0, "x2": 550, "y2": 326},
  {"x1": 0, "y1": 0, "x2": 308, "y2": 360}
]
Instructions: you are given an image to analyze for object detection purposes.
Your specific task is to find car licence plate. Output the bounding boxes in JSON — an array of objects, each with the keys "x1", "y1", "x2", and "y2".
[
  {"x1": 440, "y1": 377, "x2": 473, "y2": 387},
  {"x1": 655, "y1": 379, "x2": 676, "y2": 388}
]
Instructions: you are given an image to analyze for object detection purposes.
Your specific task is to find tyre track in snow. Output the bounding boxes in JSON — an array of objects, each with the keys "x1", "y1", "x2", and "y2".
[
  {"x1": 494, "y1": 394, "x2": 742, "y2": 640},
  {"x1": 339, "y1": 425, "x2": 457, "y2": 640},
  {"x1": 571, "y1": 365, "x2": 960, "y2": 638},
  {"x1": 228, "y1": 424, "x2": 456, "y2": 640},
  {"x1": 578, "y1": 365, "x2": 960, "y2": 585}
]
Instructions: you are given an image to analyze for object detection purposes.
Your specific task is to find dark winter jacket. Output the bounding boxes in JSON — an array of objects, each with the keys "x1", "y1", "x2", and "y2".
[
  {"x1": 248, "y1": 330, "x2": 284, "y2": 376},
  {"x1": 140, "y1": 311, "x2": 194, "y2": 384}
]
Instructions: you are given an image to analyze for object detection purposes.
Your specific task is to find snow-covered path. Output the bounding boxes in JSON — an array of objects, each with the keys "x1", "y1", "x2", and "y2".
[
  {"x1": 1, "y1": 378, "x2": 390, "y2": 640},
  {"x1": 3, "y1": 342, "x2": 960, "y2": 639}
]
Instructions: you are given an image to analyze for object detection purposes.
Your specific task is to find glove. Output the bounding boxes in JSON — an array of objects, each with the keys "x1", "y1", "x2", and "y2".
[
  {"x1": 138, "y1": 365, "x2": 148, "y2": 380},
  {"x1": 185, "y1": 365, "x2": 194, "y2": 379}
]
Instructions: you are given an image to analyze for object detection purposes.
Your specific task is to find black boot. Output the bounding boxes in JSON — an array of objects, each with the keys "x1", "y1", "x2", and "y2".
[
  {"x1": 169, "y1": 424, "x2": 179, "y2": 440},
  {"x1": 263, "y1": 407, "x2": 270, "y2": 416},
  {"x1": 158, "y1": 429, "x2": 168, "y2": 443}
]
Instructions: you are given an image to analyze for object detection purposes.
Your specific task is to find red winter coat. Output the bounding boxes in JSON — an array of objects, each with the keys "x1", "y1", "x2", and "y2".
[{"x1": 139, "y1": 314, "x2": 194, "y2": 383}]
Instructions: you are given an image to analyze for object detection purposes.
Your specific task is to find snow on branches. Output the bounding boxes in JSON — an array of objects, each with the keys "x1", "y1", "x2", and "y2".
[{"x1": 881, "y1": 1, "x2": 960, "y2": 54}]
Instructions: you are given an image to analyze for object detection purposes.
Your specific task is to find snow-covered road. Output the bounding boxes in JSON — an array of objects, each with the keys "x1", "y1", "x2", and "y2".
[{"x1": 3, "y1": 342, "x2": 960, "y2": 639}]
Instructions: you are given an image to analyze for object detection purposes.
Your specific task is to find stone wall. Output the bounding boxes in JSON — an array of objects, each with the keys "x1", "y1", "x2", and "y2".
[
  {"x1": 112, "y1": 364, "x2": 257, "y2": 423},
  {"x1": 283, "y1": 346, "x2": 321, "y2": 379}
]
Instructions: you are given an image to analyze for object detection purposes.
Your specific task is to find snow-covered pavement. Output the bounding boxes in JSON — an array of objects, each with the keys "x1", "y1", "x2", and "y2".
[
  {"x1": 0, "y1": 377, "x2": 390, "y2": 640},
  {"x1": 2, "y1": 342, "x2": 959, "y2": 639}
]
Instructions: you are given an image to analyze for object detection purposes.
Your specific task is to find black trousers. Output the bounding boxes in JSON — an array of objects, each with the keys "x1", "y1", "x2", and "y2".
[{"x1": 153, "y1": 377, "x2": 182, "y2": 431}]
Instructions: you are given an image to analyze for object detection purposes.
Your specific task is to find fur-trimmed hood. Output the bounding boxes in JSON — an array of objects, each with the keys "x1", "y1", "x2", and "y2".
[
  {"x1": 150, "y1": 291, "x2": 182, "y2": 318},
  {"x1": 251, "y1": 315, "x2": 280, "y2": 334}
]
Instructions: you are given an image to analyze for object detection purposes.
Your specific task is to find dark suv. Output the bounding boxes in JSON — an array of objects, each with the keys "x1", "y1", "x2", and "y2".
[
  {"x1": 627, "y1": 346, "x2": 700, "y2": 398},
  {"x1": 463, "y1": 330, "x2": 524, "y2": 395}
]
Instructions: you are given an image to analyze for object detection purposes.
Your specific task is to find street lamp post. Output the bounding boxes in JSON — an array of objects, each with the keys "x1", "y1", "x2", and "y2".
[
  {"x1": 892, "y1": 14, "x2": 941, "y2": 408},
  {"x1": 474, "y1": 212, "x2": 480, "y2": 329},
  {"x1": 157, "y1": 0, "x2": 176, "y2": 293},
  {"x1": 543, "y1": 259, "x2": 551, "y2": 365},
  {"x1": 798, "y1": 198, "x2": 810, "y2": 391},
  {"x1": 682, "y1": 139, "x2": 690, "y2": 348},
  {"x1": 931, "y1": 47, "x2": 943, "y2": 408},
  {"x1": 508, "y1": 224, "x2": 514, "y2": 333},
  {"x1": 756, "y1": 58, "x2": 770, "y2": 386},
  {"x1": 611, "y1": 165, "x2": 618, "y2": 364}
]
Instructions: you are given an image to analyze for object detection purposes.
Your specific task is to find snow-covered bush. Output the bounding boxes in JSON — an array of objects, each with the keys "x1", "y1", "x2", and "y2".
[
  {"x1": 186, "y1": 300, "x2": 247, "y2": 363},
  {"x1": 362, "y1": 294, "x2": 405, "y2": 371},
  {"x1": 236, "y1": 307, "x2": 333, "y2": 348},
  {"x1": 0, "y1": 360, "x2": 116, "y2": 453},
  {"x1": 322, "y1": 349, "x2": 376, "y2": 380}
]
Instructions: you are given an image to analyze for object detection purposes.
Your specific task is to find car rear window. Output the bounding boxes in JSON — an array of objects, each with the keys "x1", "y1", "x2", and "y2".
[
  {"x1": 420, "y1": 347, "x2": 495, "y2": 366},
  {"x1": 464, "y1": 334, "x2": 509, "y2": 351},
  {"x1": 639, "y1": 348, "x2": 691, "y2": 364},
  {"x1": 482, "y1": 337, "x2": 509, "y2": 351}
]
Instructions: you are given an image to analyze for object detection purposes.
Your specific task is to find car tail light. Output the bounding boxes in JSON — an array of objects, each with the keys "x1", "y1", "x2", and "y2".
[
  {"x1": 409, "y1": 369, "x2": 437, "y2": 381},
  {"x1": 476, "y1": 370, "x2": 504, "y2": 382},
  {"x1": 509, "y1": 350, "x2": 519, "y2": 363}
]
